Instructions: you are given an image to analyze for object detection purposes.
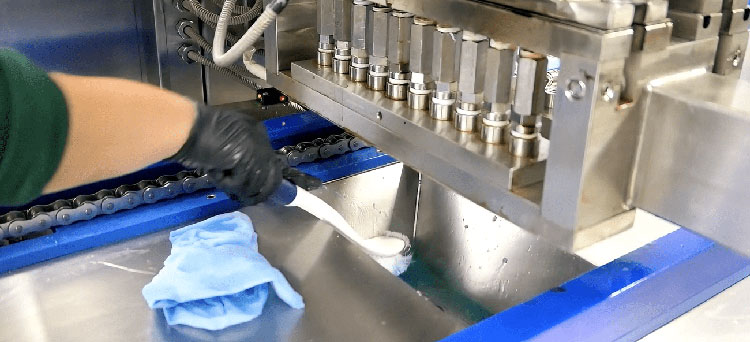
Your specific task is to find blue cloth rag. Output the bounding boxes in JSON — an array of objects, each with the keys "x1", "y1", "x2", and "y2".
[{"x1": 142, "y1": 211, "x2": 304, "y2": 330}]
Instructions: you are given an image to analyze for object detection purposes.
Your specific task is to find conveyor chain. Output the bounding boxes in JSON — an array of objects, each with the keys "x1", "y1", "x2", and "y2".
[
  {"x1": 0, "y1": 131, "x2": 369, "y2": 243},
  {"x1": 277, "y1": 132, "x2": 368, "y2": 166},
  {"x1": 0, "y1": 170, "x2": 214, "y2": 241}
]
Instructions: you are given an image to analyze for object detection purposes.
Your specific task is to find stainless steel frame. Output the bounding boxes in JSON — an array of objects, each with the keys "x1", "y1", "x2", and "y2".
[{"x1": 263, "y1": 0, "x2": 750, "y2": 256}]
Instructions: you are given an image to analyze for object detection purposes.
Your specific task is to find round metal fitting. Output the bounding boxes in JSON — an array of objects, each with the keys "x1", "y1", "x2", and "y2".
[
  {"x1": 173, "y1": 0, "x2": 189, "y2": 12},
  {"x1": 430, "y1": 91, "x2": 455, "y2": 120},
  {"x1": 386, "y1": 72, "x2": 410, "y2": 100},
  {"x1": 368, "y1": 74, "x2": 387, "y2": 90},
  {"x1": 368, "y1": 64, "x2": 388, "y2": 91},
  {"x1": 413, "y1": 17, "x2": 435, "y2": 26},
  {"x1": 350, "y1": 66, "x2": 368, "y2": 82},
  {"x1": 333, "y1": 58, "x2": 351, "y2": 74},
  {"x1": 565, "y1": 79, "x2": 587, "y2": 101},
  {"x1": 386, "y1": 83, "x2": 408, "y2": 100},
  {"x1": 408, "y1": 92, "x2": 431, "y2": 110},
  {"x1": 176, "y1": 19, "x2": 196, "y2": 40},
  {"x1": 454, "y1": 112, "x2": 479, "y2": 132},
  {"x1": 454, "y1": 104, "x2": 481, "y2": 132},
  {"x1": 480, "y1": 114, "x2": 510, "y2": 145},
  {"x1": 177, "y1": 44, "x2": 200, "y2": 64},
  {"x1": 317, "y1": 50, "x2": 334, "y2": 67},
  {"x1": 509, "y1": 124, "x2": 539, "y2": 157}
]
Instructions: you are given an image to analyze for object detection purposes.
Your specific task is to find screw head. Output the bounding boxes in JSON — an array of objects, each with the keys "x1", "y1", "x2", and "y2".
[
  {"x1": 731, "y1": 50, "x2": 742, "y2": 67},
  {"x1": 105, "y1": 203, "x2": 114, "y2": 211},
  {"x1": 61, "y1": 214, "x2": 70, "y2": 222},
  {"x1": 601, "y1": 84, "x2": 616, "y2": 103},
  {"x1": 565, "y1": 79, "x2": 587, "y2": 101}
]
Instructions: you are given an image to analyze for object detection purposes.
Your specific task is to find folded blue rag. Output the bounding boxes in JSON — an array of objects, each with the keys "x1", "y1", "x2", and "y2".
[{"x1": 142, "y1": 211, "x2": 304, "y2": 330}]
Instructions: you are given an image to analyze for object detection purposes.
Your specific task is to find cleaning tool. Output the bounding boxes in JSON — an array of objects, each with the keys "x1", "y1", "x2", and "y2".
[{"x1": 269, "y1": 180, "x2": 413, "y2": 276}]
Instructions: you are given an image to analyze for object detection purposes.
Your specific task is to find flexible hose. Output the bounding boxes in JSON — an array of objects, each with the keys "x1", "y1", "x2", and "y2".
[
  {"x1": 212, "y1": 0, "x2": 285, "y2": 67},
  {"x1": 211, "y1": 0, "x2": 256, "y2": 13},
  {"x1": 186, "y1": 50, "x2": 260, "y2": 89},
  {"x1": 242, "y1": 47, "x2": 267, "y2": 80},
  {"x1": 183, "y1": 26, "x2": 253, "y2": 77},
  {"x1": 202, "y1": 20, "x2": 241, "y2": 45},
  {"x1": 183, "y1": 0, "x2": 262, "y2": 25}
]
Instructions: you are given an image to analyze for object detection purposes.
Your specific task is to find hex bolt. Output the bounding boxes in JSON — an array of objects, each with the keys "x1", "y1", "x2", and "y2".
[
  {"x1": 333, "y1": 0, "x2": 352, "y2": 74},
  {"x1": 385, "y1": 11, "x2": 414, "y2": 100},
  {"x1": 367, "y1": 6, "x2": 391, "y2": 90},
  {"x1": 481, "y1": 40, "x2": 515, "y2": 144},
  {"x1": 350, "y1": 0, "x2": 373, "y2": 81},
  {"x1": 430, "y1": 25, "x2": 462, "y2": 120},
  {"x1": 454, "y1": 31, "x2": 488, "y2": 132},
  {"x1": 408, "y1": 18, "x2": 436, "y2": 110},
  {"x1": 601, "y1": 84, "x2": 616, "y2": 103},
  {"x1": 317, "y1": 0, "x2": 336, "y2": 67},
  {"x1": 565, "y1": 79, "x2": 586, "y2": 101},
  {"x1": 510, "y1": 50, "x2": 548, "y2": 157}
]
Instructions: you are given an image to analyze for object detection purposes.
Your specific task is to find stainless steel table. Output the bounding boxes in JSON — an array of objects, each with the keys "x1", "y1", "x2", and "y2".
[{"x1": 0, "y1": 205, "x2": 466, "y2": 342}]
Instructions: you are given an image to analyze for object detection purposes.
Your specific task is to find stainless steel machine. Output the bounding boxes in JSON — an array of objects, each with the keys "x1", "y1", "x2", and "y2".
[
  {"x1": 1, "y1": 0, "x2": 750, "y2": 341},
  {"x1": 264, "y1": 0, "x2": 750, "y2": 255}
]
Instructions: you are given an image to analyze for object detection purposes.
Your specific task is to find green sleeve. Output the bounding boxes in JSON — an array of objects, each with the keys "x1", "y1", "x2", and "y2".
[{"x1": 0, "y1": 49, "x2": 69, "y2": 206}]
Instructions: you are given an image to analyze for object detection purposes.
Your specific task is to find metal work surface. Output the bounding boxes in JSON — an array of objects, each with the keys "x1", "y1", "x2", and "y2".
[{"x1": 0, "y1": 201, "x2": 465, "y2": 342}]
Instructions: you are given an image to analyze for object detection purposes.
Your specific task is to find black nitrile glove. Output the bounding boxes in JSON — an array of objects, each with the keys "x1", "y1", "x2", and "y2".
[
  {"x1": 281, "y1": 162, "x2": 322, "y2": 190},
  {"x1": 170, "y1": 106, "x2": 320, "y2": 205}
]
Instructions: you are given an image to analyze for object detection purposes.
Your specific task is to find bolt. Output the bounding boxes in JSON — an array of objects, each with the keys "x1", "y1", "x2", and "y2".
[
  {"x1": 106, "y1": 203, "x2": 114, "y2": 211},
  {"x1": 14, "y1": 225, "x2": 22, "y2": 234},
  {"x1": 62, "y1": 214, "x2": 70, "y2": 222},
  {"x1": 565, "y1": 79, "x2": 586, "y2": 101},
  {"x1": 601, "y1": 84, "x2": 616, "y2": 103},
  {"x1": 732, "y1": 50, "x2": 742, "y2": 67},
  {"x1": 85, "y1": 208, "x2": 92, "y2": 215}
]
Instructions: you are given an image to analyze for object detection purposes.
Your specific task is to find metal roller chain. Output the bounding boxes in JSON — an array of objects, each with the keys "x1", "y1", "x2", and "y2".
[{"x1": 0, "y1": 132, "x2": 370, "y2": 243}]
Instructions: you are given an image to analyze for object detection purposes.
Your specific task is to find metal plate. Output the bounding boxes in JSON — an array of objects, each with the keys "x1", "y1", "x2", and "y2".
[{"x1": 0, "y1": 200, "x2": 465, "y2": 342}]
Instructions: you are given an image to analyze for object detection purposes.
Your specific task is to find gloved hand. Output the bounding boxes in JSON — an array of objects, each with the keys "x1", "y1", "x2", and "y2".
[{"x1": 170, "y1": 106, "x2": 320, "y2": 205}]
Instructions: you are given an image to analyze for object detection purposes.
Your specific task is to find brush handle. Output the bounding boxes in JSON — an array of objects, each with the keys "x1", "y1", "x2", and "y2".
[{"x1": 267, "y1": 179, "x2": 298, "y2": 206}]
